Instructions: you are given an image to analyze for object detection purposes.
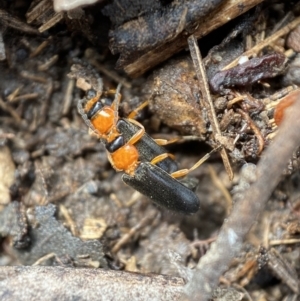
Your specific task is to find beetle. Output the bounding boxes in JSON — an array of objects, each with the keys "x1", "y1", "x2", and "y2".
[{"x1": 69, "y1": 63, "x2": 207, "y2": 214}]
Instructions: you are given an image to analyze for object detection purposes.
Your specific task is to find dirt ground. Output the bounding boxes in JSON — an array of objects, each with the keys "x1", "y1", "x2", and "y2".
[{"x1": 0, "y1": 1, "x2": 300, "y2": 300}]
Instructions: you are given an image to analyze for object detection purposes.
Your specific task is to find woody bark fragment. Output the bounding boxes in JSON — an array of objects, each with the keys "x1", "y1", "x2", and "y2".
[
  {"x1": 0, "y1": 266, "x2": 184, "y2": 301},
  {"x1": 183, "y1": 92, "x2": 300, "y2": 300},
  {"x1": 109, "y1": 0, "x2": 265, "y2": 77}
]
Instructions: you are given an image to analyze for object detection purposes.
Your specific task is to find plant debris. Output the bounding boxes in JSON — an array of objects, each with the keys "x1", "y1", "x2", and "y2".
[
  {"x1": 209, "y1": 53, "x2": 286, "y2": 94},
  {"x1": 0, "y1": 1, "x2": 300, "y2": 300}
]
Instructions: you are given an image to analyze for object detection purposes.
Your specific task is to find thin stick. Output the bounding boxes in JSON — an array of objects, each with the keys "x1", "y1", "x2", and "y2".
[
  {"x1": 112, "y1": 211, "x2": 156, "y2": 253},
  {"x1": 188, "y1": 35, "x2": 234, "y2": 180},
  {"x1": 237, "y1": 109, "x2": 265, "y2": 155},
  {"x1": 0, "y1": 96, "x2": 22, "y2": 124}
]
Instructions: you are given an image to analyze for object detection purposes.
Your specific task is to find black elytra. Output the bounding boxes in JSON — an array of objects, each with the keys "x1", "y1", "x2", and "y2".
[{"x1": 123, "y1": 162, "x2": 200, "y2": 214}]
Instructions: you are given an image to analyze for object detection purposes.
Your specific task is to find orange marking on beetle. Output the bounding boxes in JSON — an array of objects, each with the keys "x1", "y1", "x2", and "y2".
[
  {"x1": 91, "y1": 106, "x2": 115, "y2": 135},
  {"x1": 110, "y1": 144, "x2": 139, "y2": 175}
]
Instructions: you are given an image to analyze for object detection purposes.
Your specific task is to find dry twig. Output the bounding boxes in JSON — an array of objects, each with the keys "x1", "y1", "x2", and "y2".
[
  {"x1": 0, "y1": 9, "x2": 39, "y2": 35},
  {"x1": 237, "y1": 108, "x2": 265, "y2": 155},
  {"x1": 112, "y1": 211, "x2": 157, "y2": 253},
  {"x1": 188, "y1": 35, "x2": 233, "y2": 180}
]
